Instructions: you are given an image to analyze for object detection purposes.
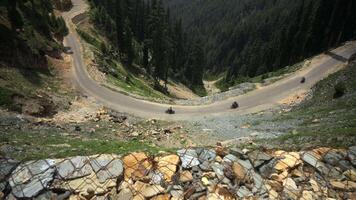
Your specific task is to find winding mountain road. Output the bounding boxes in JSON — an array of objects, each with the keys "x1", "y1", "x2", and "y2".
[{"x1": 63, "y1": 0, "x2": 356, "y2": 120}]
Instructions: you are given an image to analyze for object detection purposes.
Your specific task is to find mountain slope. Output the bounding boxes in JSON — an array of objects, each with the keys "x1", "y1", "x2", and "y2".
[{"x1": 164, "y1": 0, "x2": 356, "y2": 88}]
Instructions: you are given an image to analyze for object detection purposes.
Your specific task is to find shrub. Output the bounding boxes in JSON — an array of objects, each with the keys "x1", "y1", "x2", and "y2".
[{"x1": 333, "y1": 82, "x2": 346, "y2": 99}]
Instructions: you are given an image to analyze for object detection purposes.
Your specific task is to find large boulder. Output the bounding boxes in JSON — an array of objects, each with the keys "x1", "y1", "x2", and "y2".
[
  {"x1": 9, "y1": 159, "x2": 56, "y2": 198},
  {"x1": 122, "y1": 152, "x2": 152, "y2": 180}
]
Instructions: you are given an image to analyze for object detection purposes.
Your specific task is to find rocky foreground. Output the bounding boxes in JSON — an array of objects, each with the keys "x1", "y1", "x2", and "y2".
[{"x1": 0, "y1": 146, "x2": 355, "y2": 200}]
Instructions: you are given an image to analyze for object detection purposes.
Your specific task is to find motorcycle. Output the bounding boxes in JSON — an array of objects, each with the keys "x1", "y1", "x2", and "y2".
[
  {"x1": 231, "y1": 101, "x2": 239, "y2": 109},
  {"x1": 165, "y1": 107, "x2": 175, "y2": 114},
  {"x1": 300, "y1": 77, "x2": 306, "y2": 83}
]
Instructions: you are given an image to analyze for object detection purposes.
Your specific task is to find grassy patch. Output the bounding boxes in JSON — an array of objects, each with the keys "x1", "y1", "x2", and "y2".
[
  {"x1": 264, "y1": 63, "x2": 356, "y2": 149},
  {"x1": 216, "y1": 61, "x2": 304, "y2": 91},
  {"x1": 0, "y1": 128, "x2": 169, "y2": 161}
]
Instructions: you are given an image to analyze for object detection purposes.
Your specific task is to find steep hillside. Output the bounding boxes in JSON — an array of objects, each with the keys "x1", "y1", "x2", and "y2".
[
  {"x1": 84, "y1": 0, "x2": 206, "y2": 96},
  {"x1": 0, "y1": 0, "x2": 72, "y2": 116},
  {"x1": 164, "y1": 0, "x2": 356, "y2": 88}
]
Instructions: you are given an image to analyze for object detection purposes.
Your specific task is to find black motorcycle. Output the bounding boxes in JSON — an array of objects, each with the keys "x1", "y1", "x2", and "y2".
[
  {"x1": 231, "y1": 101, "x2": 239, "y2": 109},
  {"x1": 165, "y1": 107, "x2": 175, "y2": 114},
  {"x1": 300, "y1": 77, "x2": 306, "y2": 83}
]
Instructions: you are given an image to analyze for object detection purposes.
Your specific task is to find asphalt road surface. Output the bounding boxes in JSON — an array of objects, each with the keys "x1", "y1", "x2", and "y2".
[{"x1": 63, "y1": 0, "x2": 356, "y2": 120}]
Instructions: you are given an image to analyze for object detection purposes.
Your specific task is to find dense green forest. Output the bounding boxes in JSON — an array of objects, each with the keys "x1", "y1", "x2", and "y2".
[
  {"x1": 87, "y1": 0, "x2": 205, "y2": 94},
  {"x1": 0, "y1": 0, "x2": 68, "y2": 69},
  {"x1": 164, "y1": 0, "x2": 356, "y2": 88}
]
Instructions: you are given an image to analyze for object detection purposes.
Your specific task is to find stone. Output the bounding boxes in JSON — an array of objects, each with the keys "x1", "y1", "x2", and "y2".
[
  {"x1": 52, "y1": 172, "x2": 117, "y2": 195},
  {"x1": 236, "y1": 159, "x2": 253, "y2": 171},
  {"x1": 282, "y1": 178, "x2": 300, "y2": 200},
  {"x1": 274, "y1": 152, "x2": 301, "y2": 172},
  {"x1": 213, "y1": 187, "x2": 236, "y2": 200},
  {"x1": 151, "y1": 171, "x2": 164, "y2": 184},
  {"x1": 347, "y1": 146, "x2": 356, "y2": 166},
  {"x1": 248, "y1": 151, "x2": 273, "y2": 168},
  {"x1": 222, "y1": 154, "x2": 238, "y2": 163},
  {"x1": 34, "y1": 191, "x2": 70, "y2": 200},
  {"x1": 9, "y1": 159, "x2": 56, "y2": 198},
  {"x1": 0, "y1": 158, "x2": 19, "y2": 191},
  {"x1": 201, "y1": 177, "x2": 210, "y2": 186},
  {"x1": 323, "y1": 149, "x2": 344, "y2": 166},
  {"x1": 330, "y1": 180, "x2": 356, "y2": 191},
  {"x1": 199, "y1": 160, "x2": 211, "y2": 171},
  {"x1": 0, "y1": 158, "x2": 19, "y2": 180},
  {"x1": 344, "y1": 170, "x2": 356, "y2": 181},
  {"x1": 252, "y1": 172, "x2": 266, "y2": 194},
  {"x1": 236, "y1": 186, "x2": 253, "y2": 198},
  {"x1": 197, "y1": 148, "x2": 216, "y2": 162},
  {"x1": 89, "y1": 154, "x2": 123, "y2": 183},
  {"x1": 179, "y1": 170, "x2": 193, "y2": 182},
  {"x1": 215, "y1": 145, "x2": 228, "y2": 157},
  {"x1": 122, "y1": 152, "x2": 152, "y2": 180},
  {"x1": 155, "y1": 154, "x2": 180, "y2": 182},
  {"x1": 266, "y1": 180, "x2": 283, "y2": 192},
  {"x1": 151, "y1": 194, "x2": 171, "y2": 200},
  {"x1": 309, "y1": 179, "x2": 321, "y2": 193},
  {"x1": 301, "y1": 151, "x2": 341, "y2": 178},
  {"x1": 301, "y1": 190, "x2": 318, "y2": 200},
  {"x1": 116, "y1": 188, "x2": 134, "y2": 200},
  {"x1": 232, "y1": 162, "x2": 247, "y2": 181},
  {"x1": 170, "y1": 188, "x2": 183, "y2": 200},
  {"x1": 211, "y1": 163, "x2": 225, "y2": 180},
  {"x1": 229, "y1": 148, "x2": 246, "y2": 158},
  {"x1": 177, "y1": 149, "x2": 200, "y2": 168},
  {"x1": 133, "y1": 181, "x2": 165, "y2": 198},
  {"x1": 56, "y1": 156, "x2": 92, "y2": 179},
  {"x1": 215, "y1": 156, "x2": 223, "y2": 163}
]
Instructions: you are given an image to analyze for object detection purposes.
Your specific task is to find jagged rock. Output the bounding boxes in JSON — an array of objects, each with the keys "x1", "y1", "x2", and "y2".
[
  {"x1": 177, "y1": 149, "x2": 200, "y2": 168},
  {"x1": 248, "y1": 151, "x2": 272, "y2": 168},
  {"x1": 323, "y1": 149, "x2": 344, "y2": 166},
  {"x1": 223, "y1": 163, "x2": 235, "y2": 180},
  {"x1": 237, "y1": 159, "x2": 253, "y2": 171},
  {"x1": 170, "y1": 186, "x2": 183, "y2": 200},
  {"x1": 301, "y1": 151, "x2": 342, "y2": 179},
  {"x1": 222, "y1": 154, "x2": 238, "y2": 163},
  {"x1": 301, "y1": 190, "x2": 318, "y2": 200},
  {"x1": 150, "y1": 171, "x2": 164, "y2": 184},
  {"x1": 251, "y1": 172, "x2": 266, "y2": 194},
  {"x1": 210, "y1": 186, "x2": 236, "y2": 200},
  {"x1": 266, "y1": 180, "x2": 283, "y2": 192},
  {"x1": 347, "y1": 146, "x2": 356, "y2": 167},
  {"x1": 155, "y1": 154, "x2": 180, "y2": 182},
  {"x1": 201, "y1": 177, "x2": 210, "y2": 185},
  {"x1": 236, "y1": 186, "x2": 253, "y2": 198},
  {"x1": 344, "y1": 170, "x2": 356, "y2": 181},
  {"x1": 52, "y1": 172, "x2": 117, "y2": 195},
  {"x1": 273, "y1": 151, "x2": 301, "y2": 172},
  {"x1": 9, "y1": 159, "x2": 56, "y2": 198},
  {"x1": 0, "y1": 158, "x2": 19, "y2": 191},
  {"x1": 179, "y1": 170, "x2": 193, "y2": 183},
  {"x1": 330, "y1": 180, "x2": 356, "y2": 191},
  {"x1": 151, "y1": 194, "x2": 171, "y2": 200},
  {"x1": 34, "y1": 191, "x2": 70, "y2": 200},
  {"x1": 116, "y1": 188, "x2": 134, "y2": 200},
  {"x1": 122, "y1": 152, "x2": 152, "y2": 180},
  {"x1": 229, "y1": 148, "x2": 246, "y2": 159},
  {"x1": 282, "y1": 178, "x2": 300, "y2": 200},
  {"x1": 211, "y1": 163, "x2": 226, "y2": 181},
  {"x1": 133, "y1": 181, "x2": 165, "y2": 198},
  {"x1": 232, "y1": 162, "x2": 247, "y2": 181},
  {"x1": 89, "y1": 154, "x2": 123, "y2": 183},
  {"x1": 56, "y1": 156, "x2": 92, "y2": 179},
  {"x1": 197, "y1": 148, "x2": 216, "y2": 162}
]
